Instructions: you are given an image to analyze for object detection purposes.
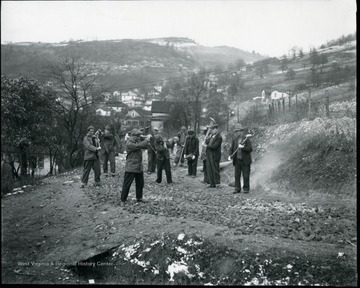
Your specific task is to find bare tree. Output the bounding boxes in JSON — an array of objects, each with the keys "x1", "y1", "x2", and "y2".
[
  {"x1": 186, "y1": 69, "x2": 208, "y2": 133},
  {"x1": 43, "y1": 56, "x2": 110, "y2": 168}
]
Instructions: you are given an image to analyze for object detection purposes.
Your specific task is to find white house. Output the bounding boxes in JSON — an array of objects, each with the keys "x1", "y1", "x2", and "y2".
[
  {"x1": 270, "y1": 90, "x2": 289, "y2": 101},
  {"x1": 96, "y1": 107, "x2": 112, "y2": 116},
  {"x1": 121, "y1": 91, "x2": 138, "y2": 102},
  {"x1": 260, "y1": 89, "x2": 289, "y2": 103}
]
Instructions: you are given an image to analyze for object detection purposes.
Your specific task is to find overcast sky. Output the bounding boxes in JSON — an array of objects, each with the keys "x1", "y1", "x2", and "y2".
[{"x1": 1, "y1": 0, "x2": 356, "y2": 57}]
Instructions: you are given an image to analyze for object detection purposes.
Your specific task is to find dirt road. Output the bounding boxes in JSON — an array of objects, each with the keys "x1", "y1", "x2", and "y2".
[{"x1": 1, "y1": 155, "x2": 357, "y2": 285}]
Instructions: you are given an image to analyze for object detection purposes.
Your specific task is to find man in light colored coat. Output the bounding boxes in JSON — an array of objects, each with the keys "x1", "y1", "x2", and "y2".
[
  {"x1": 80, "y1": 126, "x2": 102, "y2": 188},
  {"x1": 120, "y1": 129, "x2": 151, "y2": 206},
  {"x1": 100, "y1": 125, "x2": 116, "y2": 177}
]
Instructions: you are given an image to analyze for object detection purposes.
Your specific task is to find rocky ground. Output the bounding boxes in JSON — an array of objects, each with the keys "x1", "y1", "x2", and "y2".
[{"x1": 1, "y1": 153, "x2": 357, "y2": 285}]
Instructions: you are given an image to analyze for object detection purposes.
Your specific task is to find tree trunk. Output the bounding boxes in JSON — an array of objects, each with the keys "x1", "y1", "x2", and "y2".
[{"x1": 19, "y1": 147, "x2": 28, "y2": 177}]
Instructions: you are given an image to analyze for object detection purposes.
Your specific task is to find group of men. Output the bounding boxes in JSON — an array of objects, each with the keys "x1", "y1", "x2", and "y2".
[{"x1": 80, "y1": 122, "x2": 253, "y2": 206}]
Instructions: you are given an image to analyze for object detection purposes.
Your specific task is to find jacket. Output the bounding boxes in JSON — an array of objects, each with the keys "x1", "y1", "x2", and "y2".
[
  {"x1": 177, "y1": 131, "x2": 186, "y2": 145},
  {"x1": 155, "y1": 137, "x2": 171, "y2": 160},
  {"x1": 83, "y1": 134, "x2": 99, "y2": 160},
  {"x1": 124, "y1": 137, "x2": 149, "y2": 173},
  {"x1": 100, "y1": 131, "x2": 115, "y2": 154},
  {"x1": 206, "y1": 132, "x2": 222, "y2": 162},
  {"x1": 184, "y1": 136, "x2": 199, "y2": 157},
  {"x1": 229, "y1": 135, "x2": 253, "y2": 165}
]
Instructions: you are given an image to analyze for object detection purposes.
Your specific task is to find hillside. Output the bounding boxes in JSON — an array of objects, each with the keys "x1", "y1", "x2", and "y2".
[{"x1": 1, "y1": 37, "x2": 265, "y2": 89}]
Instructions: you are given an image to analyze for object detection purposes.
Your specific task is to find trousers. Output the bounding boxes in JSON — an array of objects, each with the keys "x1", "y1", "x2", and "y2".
[
  {"x1": 102, "y1": 151, "x2": 115, "y2": 174},
  {"x1": 156, "y1": 158, "x2": 172, "y2": 183},
  {"x1": 81, "y1": 159, "x2": 101, "y2": 184},
  {"x1": 234, "y1": 159, "x2": 251, "y2": 192},
  {"x1": 187, "y1": 156, "x2": 198, "y2": 176},
  {"x1": 121, "y1": 172, "x2": 144, "y2": 201}
]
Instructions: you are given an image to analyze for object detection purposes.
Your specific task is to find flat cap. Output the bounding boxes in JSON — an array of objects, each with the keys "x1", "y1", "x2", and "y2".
[
  {"x1": 234, "y1": 123, "x2": 244, "y2": 132},
  {"x1": 131, "y1": 128, "x2": 142, "y2": 136},
  {"x1": 210, "y1": 123, "x2": 218, "y2": 129}
]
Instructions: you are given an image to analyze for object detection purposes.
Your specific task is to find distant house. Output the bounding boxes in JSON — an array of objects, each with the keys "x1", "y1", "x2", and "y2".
[
  {"x1": 151, "y1": 101, "x2": 176, "y2": 131},
  {"x1": 121, "y1": 91, "x2": 137, "y2": 101},
  {"x1": 148, "y1": 87, "x2": 162, "y2": 98},
  {"x1": 96, "y1": 101, "x2": 128, "y2": 116},
  {"x1": 143, "y1": 99, "x2": 154, "y2": 111},
  {"x1": 96, "y1": 107, "x2": 112, "y2": 117},
  {"x1": 270, "y1": 90, "x2": 289, "y2": 101},
  {"x1": 121, "y1": 91, "x2": 145, "y2": 107},
  {"x1": 105, "y1": 101, "x2": 128, "y2": 113},
  {"x1": 260, "y1": 89, "x2": 289, "y2": 103},
  {"x1": 102, "y1": 92, "x2": 112, "y2": 101},
  {"x1": 123, "y1": 107, "x2": 152, "y2": 129}
]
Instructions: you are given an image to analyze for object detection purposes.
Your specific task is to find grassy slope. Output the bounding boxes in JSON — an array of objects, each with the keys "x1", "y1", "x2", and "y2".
[{"x1": 245, "y1": 116, "x2": 356, "y2": 196}]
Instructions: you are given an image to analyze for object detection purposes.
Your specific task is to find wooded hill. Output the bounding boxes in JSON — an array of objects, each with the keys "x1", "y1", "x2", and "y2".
[{"x1": 1, "y1": 37, "x2": 265, "y2": 90}]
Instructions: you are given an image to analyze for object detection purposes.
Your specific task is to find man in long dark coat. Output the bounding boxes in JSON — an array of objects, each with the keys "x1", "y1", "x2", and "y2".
[
  {"x1": 184, "y1": 128, "x2": 199, "y2": 178},
  {"x1": 229, "y1": 124, "x2": 253, "y2": 194},
  {"x1": 205, "y1": 124, "x2": 222, "y2": 188}
]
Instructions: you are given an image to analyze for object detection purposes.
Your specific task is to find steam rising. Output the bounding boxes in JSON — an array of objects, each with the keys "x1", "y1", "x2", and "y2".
[{"x1": 251, "y1": 150, "x2": 283, "y2": 189}]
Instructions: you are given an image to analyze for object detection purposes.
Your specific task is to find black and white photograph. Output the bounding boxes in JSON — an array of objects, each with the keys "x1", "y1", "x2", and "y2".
[{"x1": 1, "y1": 0, "x2": 356, "y2": 285}]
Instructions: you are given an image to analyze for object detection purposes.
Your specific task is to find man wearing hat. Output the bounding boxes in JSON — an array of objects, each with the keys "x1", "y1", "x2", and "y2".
[
  {"x1": 204, "y1": 123, "x2": 223, "y2": 188},
  {"x1": 100, "y1": 125, "x2": 116, "y2": 177},
  {"x1": 184, "y1": 128, "x2": 199, "y2": 178},
  {"x1": 229, "y1": 123, "x2": 253, "y2": 194},
  {"x1": 120, "y1": 129, "x2": 151, "y2": 206},
  {"x1": 147, "y1": 127, "x2": 159, "y2": 174},
  {"x1": 174, "y1": 126, "x2": 187, "y2": 167},
  {"x1": 80, "y1": 125, "x2": 102, "y2": 188},
  {"x1": 154, "y1": 134, "x2": 173, "y2": 184}
]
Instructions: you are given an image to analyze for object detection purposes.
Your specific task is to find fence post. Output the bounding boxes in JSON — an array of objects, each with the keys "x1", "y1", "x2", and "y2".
[
  {"x1": 325, "y1": 90, "x2": 330, "y2": 117},
  {"x1": 268, "y1": 104, "x2": 272, "y2": 121},
  {"x1": 272, "y1": 101, "x2": 275, "y2": 120},
  {"x1": 295, "y1": 94, "x2": 298, "y2": 119},
  {"x1": 288, "y1": 91, "x2": 291, "y2": 110},
  {"x1": 282, "y1": 97, "x2": 285, "y2": 113},
  {"x1": 308, "y1": 89, "x2": 312, "y2": 120}
]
